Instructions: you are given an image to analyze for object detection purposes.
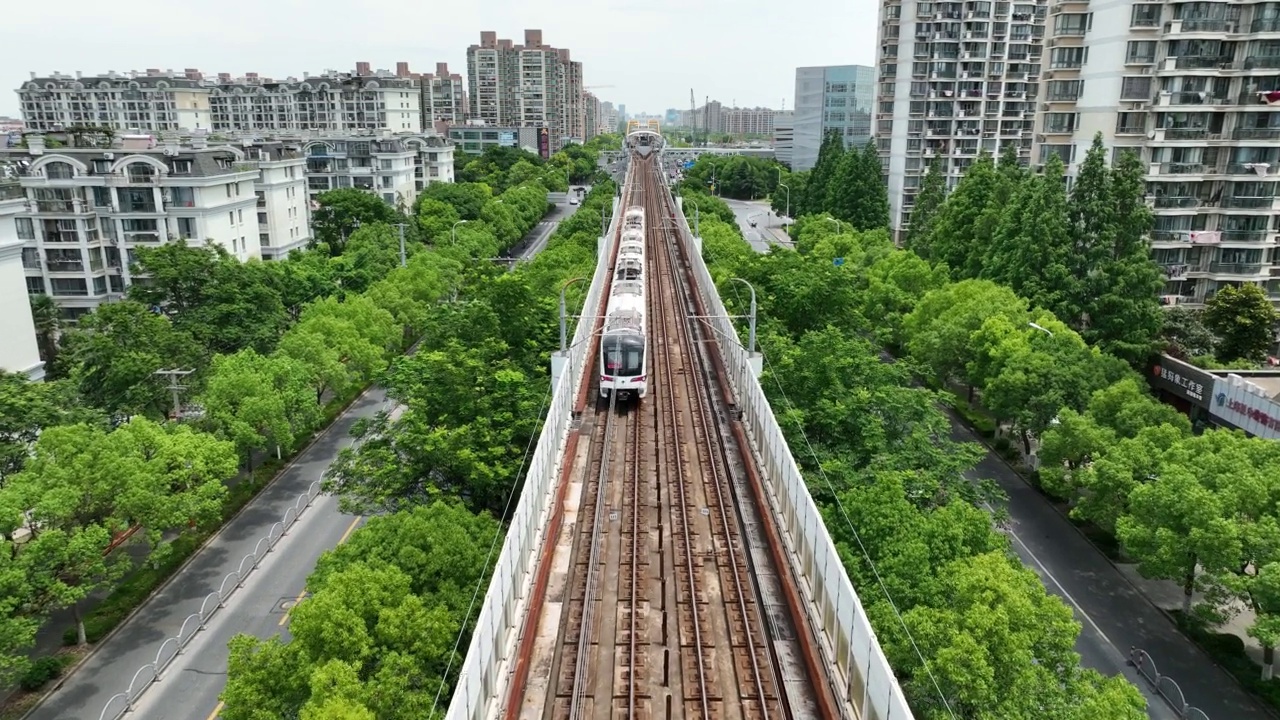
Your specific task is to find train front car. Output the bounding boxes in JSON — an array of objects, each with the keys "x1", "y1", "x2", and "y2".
[{"x1": 600, "y1": 205, "x2": 648, "y2": 401}]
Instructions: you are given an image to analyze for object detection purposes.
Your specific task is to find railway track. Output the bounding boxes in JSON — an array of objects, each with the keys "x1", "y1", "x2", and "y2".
[{"x1": 546, "y1": 157, "x2": 799, "y2": 720}]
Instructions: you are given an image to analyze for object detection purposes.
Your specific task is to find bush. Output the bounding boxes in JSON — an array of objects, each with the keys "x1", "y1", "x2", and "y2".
[
  {"x1": 18, "y1": 655, "x2": 72, "y2": 691},
  {"x1": 1173, "y1": 610, "x2": 1280, "y2": 712},
  {"x1": 993, "y1": 436, "x2": 1011, "y2": 454}
]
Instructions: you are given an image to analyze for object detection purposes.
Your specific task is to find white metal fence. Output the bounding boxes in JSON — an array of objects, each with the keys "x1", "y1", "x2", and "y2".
[
  {"x1": 673, "y1": 197, "x2": 916, "y2": 720},
  {"x1": 97, "y1": 481, "x2": 324, "y2": 720},
  {"x1": 445, "y1": 197, "x2": 621, "y2": 720}
]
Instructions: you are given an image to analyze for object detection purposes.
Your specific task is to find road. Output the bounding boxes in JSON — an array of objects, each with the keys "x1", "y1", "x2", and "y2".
[
  {"x1": 721, "y1": 197, "x2": 792, "y2": 252},
  {"x1": 27, "y1": 388, "x2": 387, "y2": 720},
  {"x1": 508, "y1": 189, "x2": 585, "y2": 262}
]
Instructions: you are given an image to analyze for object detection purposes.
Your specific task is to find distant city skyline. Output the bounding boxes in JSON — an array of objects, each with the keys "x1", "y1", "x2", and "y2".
[{"x1": 0, "y1": 0, "x2": 875, "y2": 119}]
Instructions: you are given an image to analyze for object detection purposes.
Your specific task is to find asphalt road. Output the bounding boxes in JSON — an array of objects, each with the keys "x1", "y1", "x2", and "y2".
[
  {"x1": 721, "y1": 197, "x2": 792, "y2": 252},
  {"x1": 28, "y1": 388, "x2": 388, "y2": 720},
  {"x1": 508, "y1": 191, "x2": 585, "y2": 262}
]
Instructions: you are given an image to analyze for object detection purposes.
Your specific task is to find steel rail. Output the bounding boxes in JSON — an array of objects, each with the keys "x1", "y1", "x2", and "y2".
[{"x1": 646, "y1": 158, "x2": 713, "y2": 720}]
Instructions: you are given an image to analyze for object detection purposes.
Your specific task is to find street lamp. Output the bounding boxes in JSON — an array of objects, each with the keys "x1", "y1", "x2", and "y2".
[
  {"x1": 685, "y1": 198, "x2": 700, "y2": 237},
  {"x1": 728, "y1": 277, "x2": 758, "y2": 354},
  {"x1": 777, "y1": 182, "x2": 790, "y2": 225},
  {"x1": 1029, "y1": 321, "x2": 1054, "y2": 337},
  {"x1": 451, "y1": 219, "x2": 468, "y2": 245},
  {"x1": 825, "y1": 217, "x2": 843, "y2": 234}
]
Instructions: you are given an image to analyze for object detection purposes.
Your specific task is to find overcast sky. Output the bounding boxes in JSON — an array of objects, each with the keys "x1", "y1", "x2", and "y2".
[{"x1": 1, "y1": 0, "x2": 875, "y2": 118}]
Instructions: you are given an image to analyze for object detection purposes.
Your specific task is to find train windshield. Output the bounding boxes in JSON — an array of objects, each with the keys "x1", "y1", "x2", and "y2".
[{"x1": 603, "y1": 336, "x2": 645, "y2": 377}]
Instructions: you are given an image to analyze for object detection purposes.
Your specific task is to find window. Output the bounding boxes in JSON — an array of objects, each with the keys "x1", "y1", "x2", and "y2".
[
  {"x1": 92, "y1": 159, "x2": 111, "y2": 174},
  {"x1": 1039, "y1": 144, "x2": 1075, "y2": 164},
  {"x1": 92, "y1": 187, "x2": 112, "y2": 207},
  {"x1": 229, "y1": 211, "x2": 235, "y2": 225},
  {"x1": 15, "y1": 217, "x2": 34, "y2": 239},
  {"x1": 171, "y1": 160, "x2": 192, "y2": 174},
  {"x1": 260, "y1": 233, "x2": 270, "y2": 247},
  {"x1": 1051, "y1": 47, "x2": 1087, "y2": 68},
  {"x1": 237, "y1": 209, "x2": 244, "y2": 223},
  {"x1": 1044, "y1": 112, "x2": 1078, "y2": 133},
  {"x1": 1116, "y1": 112, "x2": 1147, "y2": 134},
  {"x1": 1120, "y1": 76, "x2": 1153, "y2": 100},
  {"x1": 177, "y1": 218, "x2": 197, "y2": 238},
  {"x1": 1047, "y1": 79, "x2": 1083, "y2": 101},
  {"x1": 1054, "y1": 13, "x2": 1091, "y2": 35},
  {"x1": 44, "y1": 162, "x2": 74, "y2": 179},
  {"x1": 25, "y1": 277, "x2": 45, "y2": 295},
  {"x1": 1132, "y1": 4, "x2": 1161, "y2": 26},
  {"x1": 1126, "y1": 40, "x2": 1157, "y2": 63}
]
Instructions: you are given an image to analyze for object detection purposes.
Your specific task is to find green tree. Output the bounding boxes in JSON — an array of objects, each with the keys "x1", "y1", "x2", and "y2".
[
  {"x1": 1160, "y1": 306, "x2": 1218, "y2": 360},
  {"x1": 28, "y1": 294, "x2": 61, "y2": 374},
  {"x1": 828, "y1": 140, "x2": 890, "y2": 231},
  {"x1": 200, "y1": 349, "x2": 318, "y2": 468},
  {"x1": 59, "y1": 300, "x2": 205, "y2": 418},
  {"x1": 770, "y1": 169, "x2": 806, "y2": 220},
  {"x1": 903, "y1": 279, "x2": 1028, "y2": 392},
  {"x1": 905, "y1": 156, "x2": 946, "y2": 256},
  {"x1": 982, "y1": 154, "x2": 1078, "y2": 324},
  {"x1": 311, "y1": 189, "x2": 404, "y2": 255},
  {"x1": 860, "y1": 250, "x2": 950, "y2": 348},
  {"x1": 0, "y1": 374, "x2": 102, "y2": 483},
  {"x1": 925, "y1": 153, "x2": 1015, "y2": 278},
  {"x1": 1204, "y1": 283, "x2": 1277, "y2": 363},
  {"x1": 803, "y1": 130, "x2": 846, "y2": 215}
]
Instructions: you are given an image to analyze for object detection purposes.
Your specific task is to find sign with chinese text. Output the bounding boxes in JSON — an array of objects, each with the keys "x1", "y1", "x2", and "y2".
[
  {"x1": 1149, "y1": 356, "x2": 1215, "y2": 409},
  {"x1": 1211, "y1": 383, "x2": 1280, "y2": 440}
]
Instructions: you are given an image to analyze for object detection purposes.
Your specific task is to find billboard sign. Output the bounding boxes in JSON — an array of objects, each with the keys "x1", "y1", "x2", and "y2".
[
  {"x1": 1149, "y1": 355, "x2": 1216, "y2": 408},
  {"x1": 537, "y1": 128, "x2": 550, "y2": 159},
  {"x1": 1211, "y1": 380, "x2": 1280, "y2": 439},
  {"x1": 498, "y1": 131, "x2": 516, "y2": 147}
]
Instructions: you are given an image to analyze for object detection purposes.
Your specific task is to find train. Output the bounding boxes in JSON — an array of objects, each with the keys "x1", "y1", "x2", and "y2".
[{"x1": 599, "y1": 205, "x2": 649, "y2": 401}]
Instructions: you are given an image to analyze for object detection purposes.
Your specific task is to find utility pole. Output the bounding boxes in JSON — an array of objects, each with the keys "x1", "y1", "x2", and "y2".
[
  {"x1": 396, "y1": 223, "x2": 407, "y2": 267},
  {"x1": 154, "y1": 369, "x2": 194, "y2": 420}
]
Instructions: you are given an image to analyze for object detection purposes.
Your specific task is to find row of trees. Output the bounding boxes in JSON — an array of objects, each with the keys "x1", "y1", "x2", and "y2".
[
  {"x1": 1, "y1": 138, "x2": 605, "y2": 685},
  {"x1": 695, "y1": 195, "x2": 1148, "y2": 716},
  {"x1": 454, "y1": 134, "x2": 621, "y2": 194},
  {"x1": 218, "y1": 179, "x2": 620, "y2": 717},
  {"x1": 679, "y1": 154, "x2": 784, "y2": 200}
]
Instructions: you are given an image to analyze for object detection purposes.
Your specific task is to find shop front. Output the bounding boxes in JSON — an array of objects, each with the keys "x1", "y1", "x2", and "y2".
[{"x1": 1148, "y1": 355, "x2": 1220, "y2": 430}]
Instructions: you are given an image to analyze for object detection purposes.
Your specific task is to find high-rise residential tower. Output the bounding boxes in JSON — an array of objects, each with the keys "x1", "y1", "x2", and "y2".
[
  {"x1": 465, "y1": 30, "x2": 584, "y2": 153},
  {"x1": 421, "y1": 62, "x2": 466, "y2": 135},
  {"x1": 874, "y1": 3, "x2": 1045, "y2": 241}
]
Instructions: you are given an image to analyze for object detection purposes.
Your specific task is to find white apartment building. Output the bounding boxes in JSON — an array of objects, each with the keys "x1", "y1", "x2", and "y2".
[
  {"x1": 1, "y1": 132, "x2": 304, "y2": 319},
  {"x1": 0, "y1": 182, "x2": 44, "y2": 380},
  {"x1": 875, "y1": 4, "x2": 1044, "y2": 240},
  {"x1": 601, "y1": 101, "x2": 619, "y2": 134},
  {"x1": 722, "y1": 107, "x2": 780, "y2": 136},
  {"x1": 301, "y1": 134, "x2": 417, "y2": 209},
  {"x1": 1034, "y1": 0, "x2": 1280, "y2": 308},
  {"x1": 18, "y1": 66, "x2": 422, "y2": 134}
]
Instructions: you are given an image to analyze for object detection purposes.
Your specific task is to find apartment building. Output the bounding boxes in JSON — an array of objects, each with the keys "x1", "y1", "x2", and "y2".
[
  {"x1": 302, "y1": 134, "x2": 417, "y2": 209},
  {"x1": 1033, "y1": 0, "x2": 1280, "y2": 308},
  {"x1": 722, "y1": 107, "x2": 780, "y2": 136},
  {"x1": 18, "y1": 66, "x2": 422, "y2": 134},
  {"x1": 419, "y1": 62, "x2": 466, "y2": 135},
  {"x1": 465, "y1": 30, "x2": 584, "y2": 154},
  {"x1": 0, "y1": 181, "x2": 44, "y2": 379},
  {"x1": 875, "y1": 0, "x2": 1046, "y2": 240},
  {"x1": 585, "y1": 92, "x2": 602, "y2": 138},
  {"x1": 794, "y1": 65, "x2": 875, "y2": 171},
  {"x1": 601, "y1": 101, "x2": 619, "y2": 134},
  {"x1": 0, "y1": 132, "x2": 293, "y2": 319}
]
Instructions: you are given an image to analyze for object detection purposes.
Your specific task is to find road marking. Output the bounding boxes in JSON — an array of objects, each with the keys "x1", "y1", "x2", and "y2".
[
  {"x1": 981, "y1": 497, "x2": 1117, "y2": 648},
  {"x1": 204, "y1": 701, "x2": 224, "y2": 720},
  {"x1": 277, "y1": 516, "x2": 363, "y2": 626}
]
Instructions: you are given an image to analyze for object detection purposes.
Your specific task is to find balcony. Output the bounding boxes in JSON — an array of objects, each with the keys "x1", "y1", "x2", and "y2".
[
  {"x1": 1251, "y1": 19, "x2": 1280, "y2": 32},
  {"x1": 1160, "y1": 91, "x2": 1229, "y2": 106},
  {"x1": 122, "y1": 232, "x2": 161, "y2": 244},
  {"x1": 1153, "y1": 162, "x2": 1206, "y2": 175},
  {"x1": 1171, "y1": 56, "x2": 1235, "y2": 70},
  {"x1": 45, "y1": 260, "x2": 84, "y2": 273},
  {"x1": 0, "y1": 184, "x2": 23, "y2": 201},
  {"x1": 1222, "y1": 195, "x2": 1276, "y2": 208},
  {"x1": 1153, "y1": 195, "x2": 1201, "y2": 208},
  {"x1": 1234, "y1": 128, "x2": 1280, "y2": 140},
  {"x1": 1218, "y1": 230, "x2": 1272, "y2": 243},
  {"x1": 1226, "y1": 162, "x2": 1277, "y2": 176},
  {"x1": 1208, "y1": 262, "x2": 1268, "y2": 275},
  {"x1": 1169, "y1": 18, "x2": 1239, "y2": 33},
  {"x1": 1244, "y1": 56, "x2": 1280, "y2": 70}
]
